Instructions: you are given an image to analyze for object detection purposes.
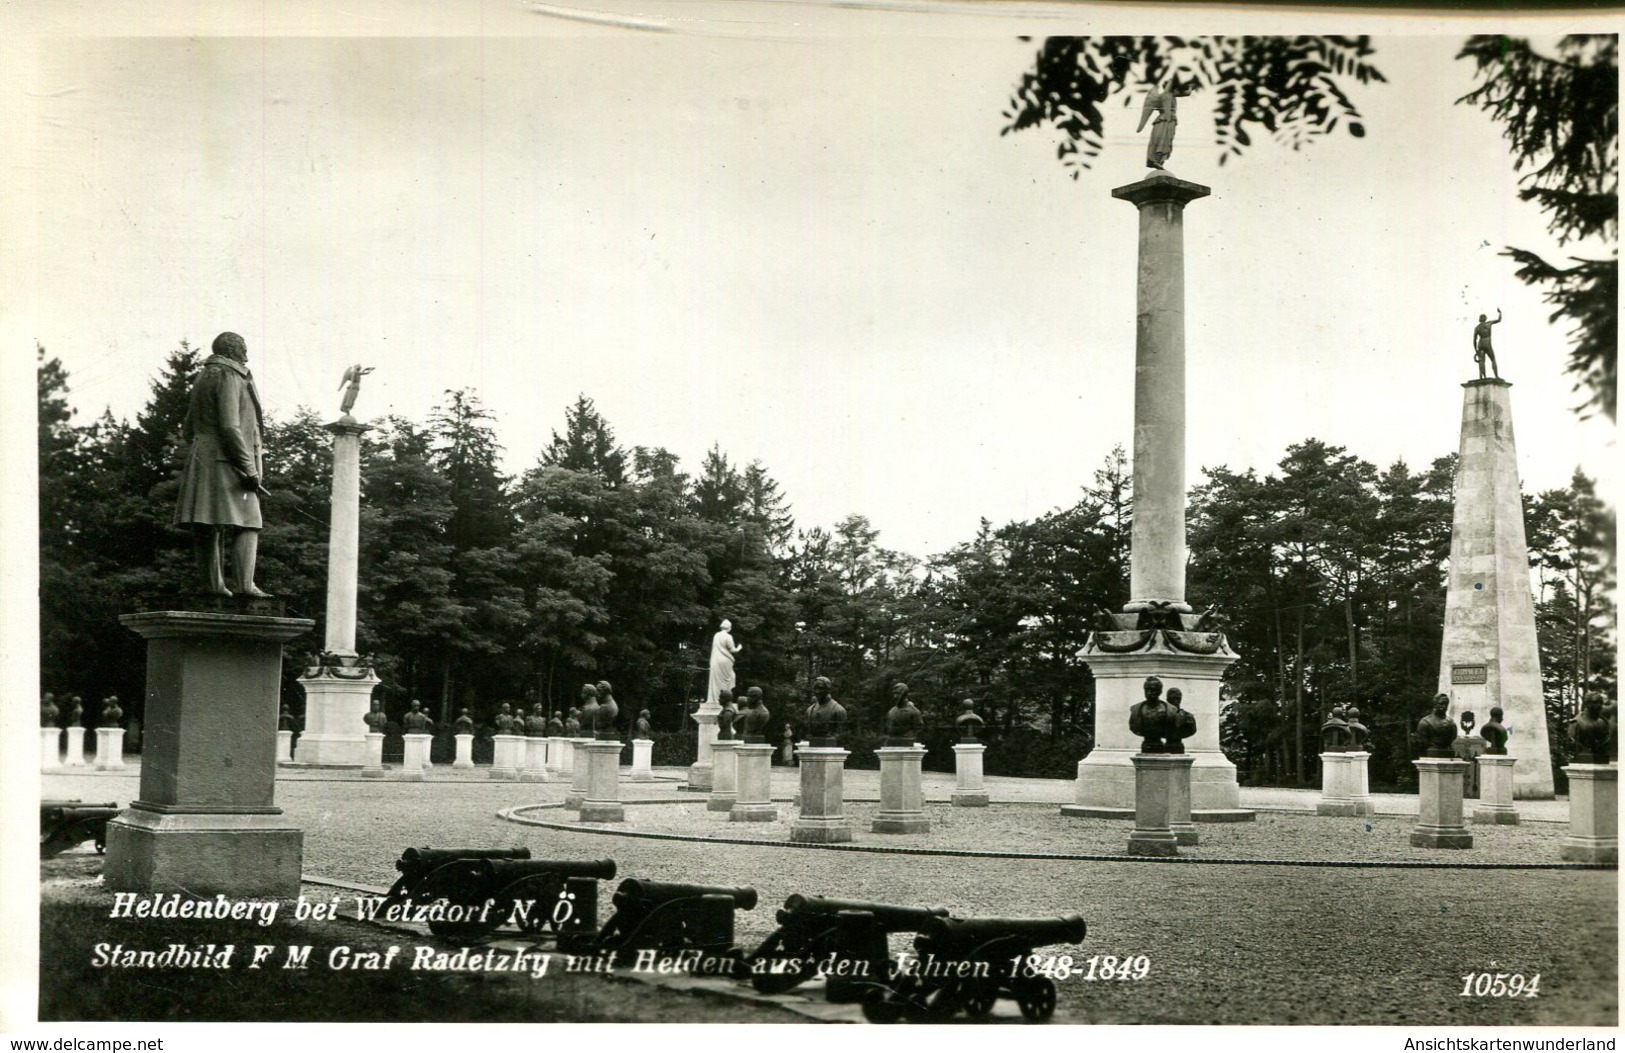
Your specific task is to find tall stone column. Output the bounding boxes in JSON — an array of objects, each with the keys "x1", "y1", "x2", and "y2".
[
  {"x1": 1437, "y1": 380, "x2": 1553, "y2": 798},
  {"x1": 295, "y1": 418, "x2": 378, "y2": 768},
  {"x1": 688, "y1": 705, "x2": 720, "y2": 790},
  {"x1": 1067, "y1": 171, "x2": 1250, "y2": 821}
]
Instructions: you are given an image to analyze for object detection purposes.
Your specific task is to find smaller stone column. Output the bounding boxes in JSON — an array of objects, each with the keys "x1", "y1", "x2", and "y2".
[
  {"x1": 566, "y1": 738, "x2": 592, "y2": 808},
  {"x1": 94, "y1": 728, "x2": 127, "y2": 771},
  {"x1": 1169, "y1": 755, "x2": 1197, "y2": 846},
  {"x1": 453, "y1": 733, "x2": 475, "y2": 769},
  {"x1": 708, "y1": 740, "x2": 740, "y2": 812},
  {"x1": 873, "y1": 746, "x2": 930, "y2": 834},
  {"x1": 790, "y1": 746, "x2": 853, "y2": 844},
  {"x1": 551, "y1": 736, "x2": 572, "y2": 776},
  {"x1": 630, "y1": 738, "x2": 655, "y2": 782},
  {"x1": 1473, "y1": 755, "x2": 1519, "y2": 824},
  {"x1": 400, "y1": 733, "x2": 432, "y2": 781},
  {"x1": 952, "y1": 742, "x2": 989, "y2": 807},
  {"x1": 688, "y1": 708, "x2": 720, "y2": 790},
  {"x1": 276, "y1": 729, "x2": 294, "y2": 765},
  {"x1": 362, "y1": 732, "x2": 385, "y2": 778},
  {"x1": 40, "y1": 727, "x2": 62, "y2": 770},
  {"x1": 64, "y1": 725, "x2": 88, "y2": 767},
  {"x1": 1411, "y1": 758, "x2": 1473, "y2": 848},
  {"x1": 731, "y1": 743, "x2": 777, "y2": 822},
  {"x1": 1561, "y1": 764, "x2": 1618, "y2": 863},
  {"x1": 522, "y1": 736, "x2": 551, "y2": 783},
  {"x1": 1127, "y1": 754, "x2": 1192, "y2": 857},
  {"x1": 1317, "y1": 753, "x2": 1374, "y2": 817},
  {"x1": 578, "y1": 740, "x2": 625, "y2": 823},
  {"x1": 487, "y1": 734, "x2": 518, "y2": 779}
]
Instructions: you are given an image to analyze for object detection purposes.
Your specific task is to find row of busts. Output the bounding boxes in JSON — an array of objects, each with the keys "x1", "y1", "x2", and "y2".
[
  {"x1": 1320, "y1": 704, "x2": 1372, "y2": 754},
  {"x1": 40, "y1": 693, "x2": 123, "y2": 728}
]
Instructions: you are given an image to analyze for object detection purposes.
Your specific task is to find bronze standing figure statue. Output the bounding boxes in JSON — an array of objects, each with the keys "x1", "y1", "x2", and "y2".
[
  {"x1": 338, "y1": 364, "x2": 375, "y2": 416},
  {"x1": 173, "y1": 331, "x2": 270, "y2": 596},
  {"x1": 1472, "y1": 309, "x2": 1503, "y2": 380},
  {"x1": 1138, "y1": 81, "x2": 1193, "y2": 170}
]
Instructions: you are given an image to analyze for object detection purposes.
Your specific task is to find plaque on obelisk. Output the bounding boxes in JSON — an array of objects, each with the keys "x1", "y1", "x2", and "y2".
[
  {"x1": 293, "y1": 365, "x2": 380, "y2": 767},
  {"x1": 1436, "y1": 372, "x2": 1553, "y2": 798}
]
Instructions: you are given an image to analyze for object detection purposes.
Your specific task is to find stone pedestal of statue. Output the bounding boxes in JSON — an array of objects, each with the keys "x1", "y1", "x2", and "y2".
[
  {"x1": 551, "y1": 736, "x2": 572, "y2": 775},
  {"x1": 518, "y1": 737, "x2": 549, "y2": 782},
  {"x1": 41, "y1": 727, "x2": 61, "y2": 770},
  {"x1": 630, "y1": 738, "x2": 654, "y2": 782},
  {"x1": 790, "y1": 746, "x2": 853, "y2": 844},
  {"x1": 94, "y1": 728, "x2": 127, "y2": 771},
  {"x1": 566, "y1": 738, "x2": 593, "y2": 808},
  {"x1": 730, "y1": 743, "x2": 777, "y2": 822},
  {"x1": 1560, "y1": 764, "x2": 1617, "y2": 863},
  {"x1": 1411, "y1": 758, "x2": 1474, "y2": 848},
  {"x1": 1437, "y1": 380, "x2": 1554, "y2": 799},
  {"x1": 400, "y1": 733, "x2": 431, "y2": 781},
  {"x1": 104, "y1": 610, "x2": 312, "y2": 896},
  {"x1": 688, "y1": 706, "x2": 720, "y2": 791},
  {"x1": 452, "y1": 733, "x2": 474, "y2": 769},
  {"x1": 873, "y1": 746, "x2": 930, "y2": 834},
  {"x1": 487, "y1": 734, "x2": 519, "y2": 779},
  {"x1": 708, "y1": 740, "x2": 740, "y2": 812},
  {"x1": 361, "y1": 732, "x2": 385, "y2": 778},
  {"x1": 293, "y1": 672, "x2": 376, "y2": 768},
  {"x1": 578, "y1": 740, "x2": 625, "y2": 823},
  {"x1": 1317, "y1": 752, "x2": 1375, "y2": 817},
  {"x1": 1065, "y1": 648, "x2": 1252, "y2": 821},
  {"x1": 276, "y1": 729, "x2": 294, "y2": 765},
  {"x1": 952, "y1": 742, "x2": 989, "y2": 807},
  {"x1": 1127, "y1": 754, "x2": 1191, "y2": 856},
  {"x1": 64, "y1": 726, "x2": 87, "y2": 767},
  {"x1": 1473, "y1": 755, "x2": 1520, "y2": 825}
]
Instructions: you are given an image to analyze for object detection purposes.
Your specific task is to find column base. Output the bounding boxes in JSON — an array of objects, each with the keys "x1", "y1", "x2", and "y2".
[
  {"x1": 687, "y1": 764, "x2": 714, "y2": 792},
  {"x1": 579, "y1": 802, "x2": 625, "y2": 823},
  {"x1": 1127, "y1": 830, "x2": 1179, "y2": 856},
  {"x1": 1317, "y1": 801, "x2": 1375, "y2": 817},
  {"x1": 790, "y1": 818, "x2": 853, "y2": 843},
  {"x1": 1170, "y1": 821, "x2": 1198, "y2": 845},
  {"x1": 1472, "y1": 805, "x2": 1520, "y2": 825},
  {"x1": 730, "y1": 803, "x2": 778, "y2": 822},
  {"x1": 1411, "y1": 829, "x2": 1475, "y2": 849},
  {"x1": 871, "y1": 815, "x2": 931, "y2": 834},
  {"x1": 361, "y1": 767, "x2": 387, "y2": 779},
  {"x1": 104, "y1": 807, "x2": 302, "y2": 897},
  {"x1": 707, "y1": 793, "x2": 738, "y2": 812},
  {"x1": 951, "y1": 792, "x2": 990, "y2": 807}
]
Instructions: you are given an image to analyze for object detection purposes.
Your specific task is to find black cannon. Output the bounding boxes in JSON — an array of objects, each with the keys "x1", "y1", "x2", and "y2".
[
  {"x1": 401, "y1": 856, "x2": 617, "y2": 945},
  {"x1": 746, "y1": 894, "x2": 950, "y2": 996},
  {"x1": 862, "y1": 914, "x2": 1087, "y2": 1024},
  {"x1": 41, "y1": 801, "x2": 120, "y2": 858},
  {"x1": 590, "y1": 879, "x2": 757, "y2": 965},
  {"x1": 379, "y1": 846, "x2": 533, "y2": 915}
]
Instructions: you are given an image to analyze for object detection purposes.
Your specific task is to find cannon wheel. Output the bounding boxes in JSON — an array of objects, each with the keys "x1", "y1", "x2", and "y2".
[
  {"x1": 746, "y1": 933, "x2": 820, "y2": 995},
  {"x1": 415, "y1": 860, "x2": 506, "y2": 945},
  {"x1": 962, "y1": 984, "x2": 998, "y2": 1019},
  {"x1": 1015, "y1": 977, "x2": 1057, "y2": 1023}
]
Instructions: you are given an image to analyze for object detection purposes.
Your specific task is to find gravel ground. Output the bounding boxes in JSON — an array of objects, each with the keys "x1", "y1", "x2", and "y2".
[{"x1": 40, "y1": 769, "x2": 1616, "y2": 1025}]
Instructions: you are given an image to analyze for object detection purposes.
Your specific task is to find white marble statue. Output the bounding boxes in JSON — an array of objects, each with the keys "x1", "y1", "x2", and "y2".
[{"x1": 706, "y1": 619, "x2": 742, "y2": 706}]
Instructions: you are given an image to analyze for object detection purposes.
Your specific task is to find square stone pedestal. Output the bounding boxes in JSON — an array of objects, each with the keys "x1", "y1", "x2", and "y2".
[
  {"x1": 41, "y1": 727, "x2": 61, "y2": 770},
  {"x1": 276, "y1": 729, "x2": 295, "y2": 764},
  {"x1": 551, "y1": 736, "x2": 572, "y2": 776},
  {"x1": 730, "y1": 742, "x2": 778, "y2": 822},
  {"x1": 791, "y1": 746, "x2": 853, "y2": 844},
  {"x1": 951, "y1": 742, "x2": 989, "y2": 807},
  {"x1": 400, "y1": 733, "x2": 432, "y2": 781},
  {"x1": 873, "y1": 746, "x2": 930, "y2": 834},
  {"x1": 708, "y1": 740, "x2": 739, "y2": 812},
  {"x1": 1473, "y1": 755, "x2": 1520, "y2": 824},
  {"x1": 105, "y1": 609, "x2": 312, "y2": 896},
  {"x1": 1561, "y1": 764, "x2": 1617, "y2": 864},
  {"x1": 1411, "y1": 758, "x2": 1474, "y2": 848},
  {"x1": 688, "y1": 706, "x2": 720, "y2": 791},
  {"x1": 94, "y1": 727, "x2": 127, "y2": 770},
  {"x1": 453, "y1": 733, "x2": 475, "y2": 769},
  {"x1": 630, "y1": 738, "x2": 655, "y2": 782},
  {"x1": 64, "y1": 726, "x2": 87, "y2": 767},
  {"x1": 1127, "y1": 754, "x2": 1192, "y2": 856},
  {"x1": 565, "y1": 738, "x2": 593, "y2": 807},
  {"x1": 1318, "y1": 752, "x2": 1375, "y2": 817},
  {"x1": 578, "y1": 740, "x2": 625, "y2": 823},
  {"x1": 361, "y1": 732, "x2": 386, "y2": 778},
  {"x1": 487, "y1": 734, "x2": 520, "y2": 779},
  {"x1": 293, "y1": 673, "x2": 377, "y2": 767}
]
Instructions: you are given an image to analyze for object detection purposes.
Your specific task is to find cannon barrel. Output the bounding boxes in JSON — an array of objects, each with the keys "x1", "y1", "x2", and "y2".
[
  {"x1": 613, "y1": 879, "x2": 757, "y2": 911},
  {"x1": 44, "y1": 805, "x2": 120, "y2": 820},
  {"x1": 779, "y1": 894, "x2": 948, "y2": 930},
  {"x1": 921, "y1": 915, "x2": 1087, "y2": 950},
  {"x1": 397, "y1": 846, "x2": 531, "y2": 875},
  {"x1": 480, "y1": 858, "x2": 617, "y2": 883}
]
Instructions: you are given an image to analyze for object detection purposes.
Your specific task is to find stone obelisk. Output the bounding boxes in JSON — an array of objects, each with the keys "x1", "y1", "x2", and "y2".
[
  {"x1": 294, "y1": 373, "x2": 380, "y2": 767},
  {"x1": 1436, "y1": 378, "x2": 1553, "y2": 798},
  {"x1": 1065, "y1": 169, "x2": 1248, "y2": 821}
]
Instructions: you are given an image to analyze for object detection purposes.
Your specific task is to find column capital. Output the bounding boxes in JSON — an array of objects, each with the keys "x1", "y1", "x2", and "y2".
[
  {"x1": 1112, "y1": 171, "x2": 1211, "y2": 208},
  {"x1": 325, "y1": 417, "x2": 374, "y2": 437}
]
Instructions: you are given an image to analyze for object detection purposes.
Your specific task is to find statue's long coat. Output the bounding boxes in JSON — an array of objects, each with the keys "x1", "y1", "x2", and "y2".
[{"x1": 173, "y1": 354, "x2": 264, "y2": 528}]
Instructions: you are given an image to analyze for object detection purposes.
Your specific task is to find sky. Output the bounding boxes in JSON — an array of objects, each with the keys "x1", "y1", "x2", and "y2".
[{"x1": 6, "y1": 7, "x2": 1617, "y2": 563}]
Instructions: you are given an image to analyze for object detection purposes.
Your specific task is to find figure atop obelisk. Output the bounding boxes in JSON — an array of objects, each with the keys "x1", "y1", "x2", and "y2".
[
  {"x1": 1436, "y1": 312, "x2": 1552, "y2": 797},
  {"x1": 338, "y1": 364, "x2": 374, "y2": 420},
  {"x1": 1137, "y1": 80, "x2": 1194, "y2": 171}
]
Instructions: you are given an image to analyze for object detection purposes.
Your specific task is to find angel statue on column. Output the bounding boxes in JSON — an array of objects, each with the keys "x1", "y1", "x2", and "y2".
[
  {"x1": 1138, "y1": 80, "x2": 1194, "y2": 170},
  {"x1": 338, "y1": 364, "x2": 375, "y2": 417}
]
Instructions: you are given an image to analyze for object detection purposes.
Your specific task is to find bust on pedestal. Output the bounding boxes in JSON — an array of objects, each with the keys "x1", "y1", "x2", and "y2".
[
  {"x1": 1412, "y1": 695, "x2": 1473, "y2": 848},
  {"x1": 95, "y1": 696, "x2": 127, "y2": 771},
  {"x1": 873, "y1": 683, "x2": 929, "y2": 834},
  {"x1": 952, "y1": 700, "x2": 990, "y2": 807},
  {"x1": 731, "y1": 688, "x2": 778, "y2": 822},
  {"x1": 453, "y1": 708, "x2": 476, "y2": 769},
  {"x1": 400, "y1": 700, "x2": 433, "y2": 780},
  {"x1": 708, "y1": 695, "x2": 741, "y2": 813},
  {"x1": 1561, "y1": 692, "x2": 1618, "y2": 863},
  {"x1": 791, "y1": 678, "x2": 853, "y2": 843},
  {"x1": 64, "y1": 696, "x2": 87, "y2": 767},
  {"x1": 630, "y1": 710, "x2": 656, "y2": 782},
  {"x1": 1127, "y1": 678, "x2": 1197, "y2": 853},
  {"x1": 579, "y1": 682, "x2": 625, "y2": 823},
  {"x1": 362, "y1": 699, "x2": 387, "y2": 777},
  {"x1": 40, "y1": 693, "x2": 62, "y2": 770}
]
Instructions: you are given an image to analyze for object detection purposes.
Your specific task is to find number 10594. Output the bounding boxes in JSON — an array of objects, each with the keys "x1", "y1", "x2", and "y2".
[{"x1": 1460, "y1": 972, "x2": 1540, "y2": 998}]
